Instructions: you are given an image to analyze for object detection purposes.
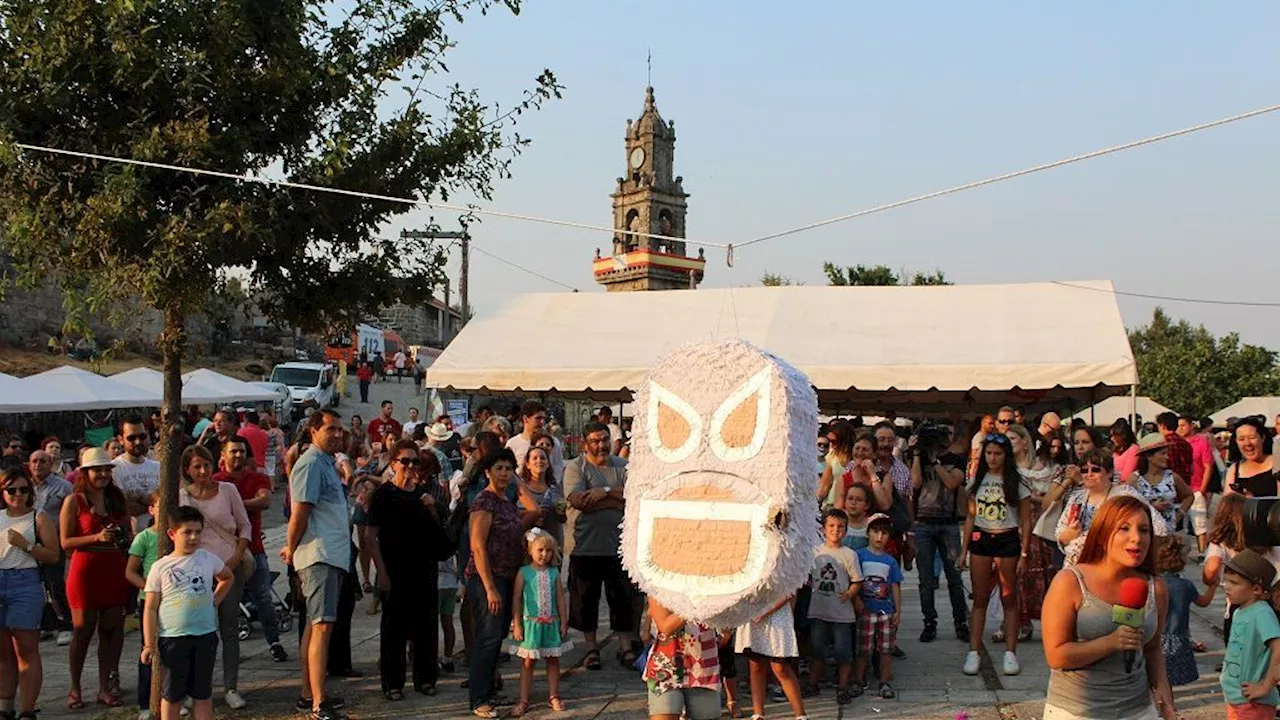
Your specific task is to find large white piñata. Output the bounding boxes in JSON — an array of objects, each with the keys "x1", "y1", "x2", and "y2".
[{"x1": 620, "y1": 338, "x2": 820, "y2": 629}]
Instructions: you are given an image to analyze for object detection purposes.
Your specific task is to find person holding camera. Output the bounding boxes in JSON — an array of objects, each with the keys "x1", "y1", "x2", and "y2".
[
  {"x1": 60, "y1": 447, "x2": 133, "y2": 710},
  {"x1": 909, "y1": 423, "x2": 970, "y2": 643}
]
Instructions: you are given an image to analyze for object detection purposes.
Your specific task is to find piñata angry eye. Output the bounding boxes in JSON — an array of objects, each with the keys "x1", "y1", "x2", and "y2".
[{"x1": 620, "y1": 338, "x2": 820, "y2": 629}]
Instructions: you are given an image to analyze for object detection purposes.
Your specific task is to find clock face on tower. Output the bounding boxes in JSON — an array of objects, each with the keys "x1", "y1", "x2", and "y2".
[{"x1": 629, "y1": 147, "x2": 646, "y2": 169}]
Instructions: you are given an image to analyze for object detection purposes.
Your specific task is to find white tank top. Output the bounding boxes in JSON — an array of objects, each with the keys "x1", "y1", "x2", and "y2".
[{"x1": 0, "y1": 511, "x2": 38, "y2": 570}]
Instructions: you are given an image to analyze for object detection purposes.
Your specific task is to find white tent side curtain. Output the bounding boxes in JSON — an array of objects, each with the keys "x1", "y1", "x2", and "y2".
[{"x1": 425, "y1": 281, "x2": 1137, "y2": 414}]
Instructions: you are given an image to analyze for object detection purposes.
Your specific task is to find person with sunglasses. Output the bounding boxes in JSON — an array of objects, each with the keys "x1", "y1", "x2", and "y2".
[
  {"x1": 1055, "y1": 448, "x2": 1167, "y2": 568},
  {"x1": 366, "y1": 440, "x2": 452, "y2": 700},
  {"x1": 112, "y1": 415, "x2": 160, "y2": 534},
  {"x1": 0, "y1": 466, "x2": 61, "y2": 720}
]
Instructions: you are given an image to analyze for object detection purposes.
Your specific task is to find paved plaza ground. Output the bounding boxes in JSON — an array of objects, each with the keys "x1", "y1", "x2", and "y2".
[{"x1": 33, "y1": 380, "x2": 1240, "y2": 719}]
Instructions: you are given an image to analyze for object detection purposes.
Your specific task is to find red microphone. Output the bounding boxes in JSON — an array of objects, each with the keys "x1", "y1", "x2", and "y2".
[{"x1": 1112, "y1": 577, "x2": 1149, "y2": 673}]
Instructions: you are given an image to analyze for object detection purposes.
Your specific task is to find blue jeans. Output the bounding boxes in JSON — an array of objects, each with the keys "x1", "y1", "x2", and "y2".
[
  {"x1": 466, "y1": 573, "x2": 513, "y2": 710},
  {"x1": 913, "y1": 522, "x2": 968, "y2": 629},
  {"x1": 808, "y1": 618, "x2": 854, "y2": 665},
  {"x1": 248, "y1": 553, "x2": 281, "y2": 645}
]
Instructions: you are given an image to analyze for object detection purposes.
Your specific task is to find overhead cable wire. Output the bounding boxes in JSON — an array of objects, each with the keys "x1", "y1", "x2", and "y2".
[
  {"x1": 11, "y1": 141, "x2": 726, "y2": 249},
  {"x1": 731, "y1": 104, "x2": 1280, "y2": 251},
  {"x1": 1051, "y1": 280, "x2": 1280, "y2": 308},
  {"x1": 469, "y1": 243, "x2": 581, "y2": 291}
]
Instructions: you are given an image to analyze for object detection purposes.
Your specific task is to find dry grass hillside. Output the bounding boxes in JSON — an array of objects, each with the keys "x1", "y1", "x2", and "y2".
[{"x1": 0, "y1": 346, "x2": 261, "y2": 381}]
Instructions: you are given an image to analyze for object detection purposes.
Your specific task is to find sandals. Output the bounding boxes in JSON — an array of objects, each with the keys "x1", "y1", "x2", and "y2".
[
  {"x1": 725, "y1": 701, "x2": 744, "y2": 719},
  {"x1": 617, "y1": 648, "x2": 638, "y2": 668},
  {"x1": 383, "y1": 689, "x2": 404, "y2": 702},
  {"x1": 836, "y1": 689, "x2": 853, "y2": 705},
  {"x1": 1017, "y1": 625, "x2": 1033, "y2": 642},
  {"x1": 96, "y1": 692, "x2": 123, "y2": 708},
  {"x1": 584, "y1": 649, "x2": 602, "y2": 671},
  {"x1": 549, "y1": 696, "x2": 567, "y2": 712},
  {"x1": 472, "y1": 706, "x2": 498, "y2": 719},
  {"x1": 509, "y1": 701, "x2": 531, "y2": 717},
  {"x1": 66, "y1": 691, "x2": 86, "y2": 710},
  {"x1": 879, "y1": 682, "x2": 896, "y2": 699},
  {"x1": 1192, "y1": 640, "x2": 1208, "y2": 653}
]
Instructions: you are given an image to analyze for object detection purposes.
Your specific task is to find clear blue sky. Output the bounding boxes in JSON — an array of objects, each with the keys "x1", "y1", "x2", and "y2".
[{"x1": 386, "y1": 2, "x2": 1280, "y2": 347}]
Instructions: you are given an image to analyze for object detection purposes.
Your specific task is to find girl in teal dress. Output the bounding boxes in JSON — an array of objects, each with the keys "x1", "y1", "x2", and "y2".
[{"x1": 509, "y1": 529, "x2": 573, "y2": 716}]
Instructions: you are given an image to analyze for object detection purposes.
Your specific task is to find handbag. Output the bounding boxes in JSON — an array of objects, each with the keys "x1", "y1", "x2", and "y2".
[{"x1": 1033, "y1": 498, "x2": 1064, "y2": 543}]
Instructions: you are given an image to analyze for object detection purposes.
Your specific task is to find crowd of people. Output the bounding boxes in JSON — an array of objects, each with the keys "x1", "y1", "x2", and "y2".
[{"x1": 0, "y1": 397, "x2": 1278, "y2": 720}]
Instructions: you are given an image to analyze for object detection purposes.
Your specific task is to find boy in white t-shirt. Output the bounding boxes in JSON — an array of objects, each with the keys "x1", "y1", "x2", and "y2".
[
  {"x1": 804, "y1": 508, "x2": 863, "y2": 705},
  {"x1": 142, "y1": 506, "x2": 233, "y2": 720}
]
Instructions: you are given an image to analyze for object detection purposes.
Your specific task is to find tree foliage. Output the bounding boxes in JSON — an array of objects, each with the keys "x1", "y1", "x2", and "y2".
[
  {"x1": 760, "y1": 272, "x2": 798, "y2": 286},
  {"x1": 822, "y1": 262, "x2": 951, "y2": 287},
  {"x1": 1128, "y1": 308, "x2": 1280, "y2": 418}
]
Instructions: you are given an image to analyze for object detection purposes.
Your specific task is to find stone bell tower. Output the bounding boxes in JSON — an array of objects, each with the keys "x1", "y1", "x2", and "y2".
[{"x1": 594, "y1": 86, "x2": 705, "y2": 292}]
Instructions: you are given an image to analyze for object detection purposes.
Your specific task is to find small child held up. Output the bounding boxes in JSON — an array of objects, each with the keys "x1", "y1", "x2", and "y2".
[
  {"x1": 805, "y1": 509, "x2": 862, "y2": 704},
  {"x1": 853, "y1": 513, "x2": 904, "y2": 699},
  {"x1": 1218, "y1": 549, "x2": 1280, "y2": 720},
  {"x1": 141, "y1": 506, "x2": 233, "y2": 720},
  {"x1": 509, "y1": 529, "x2": 572, "y2": 716},
  {"x1": 125, "y1": 492, "x2": 162, "y2": 720},
  {"x1": 1156, "y1": 534, "x2": 1215, "y2": 686}
]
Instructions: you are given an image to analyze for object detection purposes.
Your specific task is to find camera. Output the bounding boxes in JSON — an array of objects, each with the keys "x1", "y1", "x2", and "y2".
[
  {"x1": 1242, "y1": 498, "x2": 1280, "y2": 547},
  {"x1": 912, "y1": 421, "x2": 950, "y2": 459}
]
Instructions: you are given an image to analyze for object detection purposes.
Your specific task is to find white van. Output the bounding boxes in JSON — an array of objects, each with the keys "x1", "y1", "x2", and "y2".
[{"x1": 268, "y1": 362, "x2": 337, "y2": 410}]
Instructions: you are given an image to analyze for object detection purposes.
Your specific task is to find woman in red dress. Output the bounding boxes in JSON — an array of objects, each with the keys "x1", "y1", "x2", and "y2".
[{"x1": 58, "y1": 447, "x2": 131, "y2": 709}]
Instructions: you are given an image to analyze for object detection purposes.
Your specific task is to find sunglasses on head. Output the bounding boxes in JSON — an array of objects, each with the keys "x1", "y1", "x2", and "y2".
[{"x1": 984, "y1": 433, "x2": 1011, "y2": 445}]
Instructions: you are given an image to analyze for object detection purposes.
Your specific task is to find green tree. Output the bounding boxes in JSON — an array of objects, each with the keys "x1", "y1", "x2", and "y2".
[
  {"x1": 1128, "y1": 308, "x2": 1280, "y2": 418},
  {"x1": 760, "y1": 272, "x2": 798, "y2": 286},
  {"x1": 0, "y1": 0, "x2": 558, "y2": 678},
  {"x1": 823, "y1": 262, "x2": 952, "y2": 286}
]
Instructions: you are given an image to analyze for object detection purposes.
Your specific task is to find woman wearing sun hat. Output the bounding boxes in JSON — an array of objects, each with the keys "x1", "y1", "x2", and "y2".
[
  {"x1": 1126, "y1": 434, "x2": 1192, "y2": 528},
  {"x1": 59, "y1": 447, "x2": 132, "y2": 710}
]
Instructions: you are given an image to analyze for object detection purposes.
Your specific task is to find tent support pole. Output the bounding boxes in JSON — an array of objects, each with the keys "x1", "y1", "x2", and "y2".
[{"x1": 1131, "y1": 384, "x2": 1138, "y2": 429}]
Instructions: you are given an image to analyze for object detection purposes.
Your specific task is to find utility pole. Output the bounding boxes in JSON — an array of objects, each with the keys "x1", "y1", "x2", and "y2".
[{"x1": 400, "y1": 226, "x2": 469, "y2": 327}]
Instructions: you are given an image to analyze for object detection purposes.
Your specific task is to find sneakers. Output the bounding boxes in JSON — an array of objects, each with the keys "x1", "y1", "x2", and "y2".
[
  {"x1": 57, "y1": 631, "x2": 72, "y2": 646},
  {"x1": 919, "y1": 625, "x2": 937, "y2": 643},
  {"x1": 1002, "y1": 651, "x2": 1021, "y2": 676},
  {"x1": 296, "y1": 696, "x2": 346, "y2": 712},
  {"x1": 225, "y1": 690, "x2": 247, "y2": 710},
  {"x1": 962, "y1": 650, "x2": 980, "y2": 675},
  {"x1": 269, "y1": 643, "x2": 288, "y2": 662},
  {"x1": 310, "y1": 707, "x2": 346, "y2": 720}
]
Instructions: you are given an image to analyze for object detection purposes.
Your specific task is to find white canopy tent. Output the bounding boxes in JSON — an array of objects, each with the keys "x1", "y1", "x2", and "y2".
[
  {"x1": 113, "y1": 367, "x2": 280, "y2": 405},
  {"x1": 182, "y1": 368, "x2": 281, "y2": 404},
  {"x1": 20, "y1": 366, "x2": 162, "y2": 411},
  {"x1": 0, "y1": 371, "x2": 92, "y2": 413},
  {"x1": 427, "y1": 281, "x2": 1138, "y2": 414},
  {"x1": 1068, "y1": 395, "x2": 1172, "y2": 428},
  {"x1": 1211, "y1": 397, "x2": 1280, "y2": 425}
]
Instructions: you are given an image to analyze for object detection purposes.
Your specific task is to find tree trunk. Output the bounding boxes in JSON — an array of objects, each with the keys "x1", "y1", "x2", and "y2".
[{"x1": 150, "y1": 305, "x2": 186, "y2": 717}]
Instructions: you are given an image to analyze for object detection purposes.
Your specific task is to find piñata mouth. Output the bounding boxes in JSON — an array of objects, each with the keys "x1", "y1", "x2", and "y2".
[{"x1": 636, "y1": 472, "x2": 772, "y2": 598}]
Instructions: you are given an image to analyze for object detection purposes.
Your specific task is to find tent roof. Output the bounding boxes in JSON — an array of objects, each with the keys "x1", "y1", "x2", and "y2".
[
  {"x1": 1211, "y1": 397, "x2": 1280, "y2": 425},
  {"x1": 426, "y1": 281, "x2": 1137, "y2": 413},
  {"x1": 181, "y1": 368, "x2": 280, "y2": 404},
  {"x1": 1067, "y1": 395, "x2": 1173, "y2": 427},
  {"x1": 22, "y1": 366, "x2": 161, "y2": 410},
  {"x1": 0, "y1": 372, "x2": 93, "y2": 413}
]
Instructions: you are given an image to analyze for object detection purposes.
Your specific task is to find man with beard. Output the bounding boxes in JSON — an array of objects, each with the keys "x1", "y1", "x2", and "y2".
[
  {"x1": 112, "y1": 414, "x2": 160, "y2": 531},
  {"x1": 215, "y1": 437, "x2": 288, "y2": 662}
]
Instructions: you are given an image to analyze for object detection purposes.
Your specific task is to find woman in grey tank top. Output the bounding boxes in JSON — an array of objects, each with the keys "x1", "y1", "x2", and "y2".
[{"x1": 1041, "y1": 495, "x2": 1177, "y2": 720}]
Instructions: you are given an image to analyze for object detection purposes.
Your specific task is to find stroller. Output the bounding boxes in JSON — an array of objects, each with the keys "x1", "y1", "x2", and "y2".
[{"x1": 236, "y1": 570, "x2": 294, "y2": 641}]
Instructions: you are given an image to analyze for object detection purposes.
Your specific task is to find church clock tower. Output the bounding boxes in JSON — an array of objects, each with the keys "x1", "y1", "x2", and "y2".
[{"x1": 594, "y1": 86, "x2": 705, "y2": 292}]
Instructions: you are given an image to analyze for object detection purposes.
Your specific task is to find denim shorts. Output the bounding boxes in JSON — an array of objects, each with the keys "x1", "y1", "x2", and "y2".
[
  {"x1": 0, "y1": 568, "x2": 45, "y2": 631},
  {"x1": 808, "y1": 618, "x2": 854, "y2": 665},
  {"x1": 298, "y1": 563, "x2": 345, "y2": 625},
  {"x1": 648, "y1": 687, "x2": 720, "y2": 720}
]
